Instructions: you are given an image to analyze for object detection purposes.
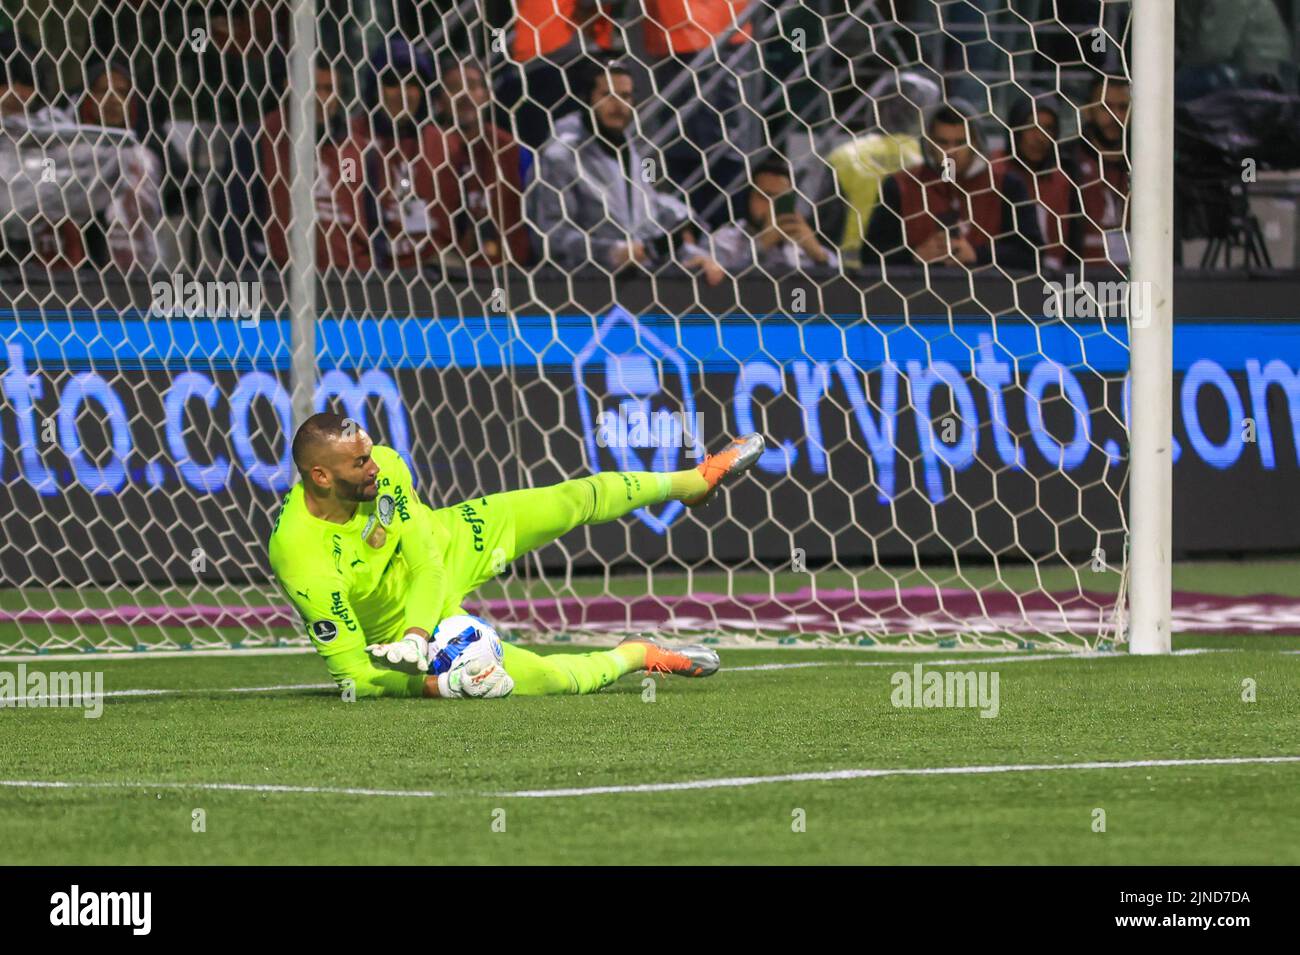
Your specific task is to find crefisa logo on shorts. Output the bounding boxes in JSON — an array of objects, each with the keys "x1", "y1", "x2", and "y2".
[{"x1": 574, "y1": 306, "x2": 703, "y2": 535}]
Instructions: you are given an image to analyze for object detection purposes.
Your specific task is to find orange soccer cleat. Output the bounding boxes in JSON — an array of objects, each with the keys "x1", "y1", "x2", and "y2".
[
  {"x1": 619, "y1": 636, "x2": 720, "y2": 677},
  {"x1": 683, "y1": 433, "x2": 766, "y2": 508}
]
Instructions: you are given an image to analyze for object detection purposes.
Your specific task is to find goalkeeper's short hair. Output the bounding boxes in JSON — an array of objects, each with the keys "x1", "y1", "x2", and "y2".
[{"x1": 291, "y1": 412, "x2": 356, "y2": 471}]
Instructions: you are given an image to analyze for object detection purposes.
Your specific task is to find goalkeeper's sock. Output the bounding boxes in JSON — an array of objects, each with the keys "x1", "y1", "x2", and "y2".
[
  {"x1": 608, "y1": 641, "x2": 648, "y2": 673},
  {"x1": 667, "y1": 468, "x2": 710, "y2": 502},
  {"x1": 580, "y1": 470, "x2": 707, "y2": 511}
]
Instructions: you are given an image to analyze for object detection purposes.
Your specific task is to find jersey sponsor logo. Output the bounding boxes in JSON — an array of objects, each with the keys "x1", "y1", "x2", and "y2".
[
  {"x1": 296, "y1": 589, "x2": 310, "y2": 600},
  {"x1": 392, "y1": 486, "x2": 411, "y2": 522},
  {"x1": 329, "y1": 592, "x2": 358, "y2": 631},
  {"x1": 310, "y1": 620, "x2": 338, "y2": 643},
  {"x1": 377, "y1": 494, "x2": 396, "y2": 526},
  {"x1": 457, "y1": 502, "x2": 485, "y2": 551}
]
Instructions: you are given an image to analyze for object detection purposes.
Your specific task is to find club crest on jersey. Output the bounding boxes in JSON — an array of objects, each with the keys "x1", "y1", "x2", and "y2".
[
  {"x1": 310, "y1": 620, "x2": 338, "y2": 643},
  {"x1": 377, "y1": 494, "x2": 396, "y2": 526}
]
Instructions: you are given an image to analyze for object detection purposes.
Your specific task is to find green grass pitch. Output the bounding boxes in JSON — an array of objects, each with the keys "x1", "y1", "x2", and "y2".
[
  {"x1": 0, "y1": 637, "x2": 1297, "y2": 865},
  {"x1": 2, "y1": 558, "x2": 1299, "y2": 865}
]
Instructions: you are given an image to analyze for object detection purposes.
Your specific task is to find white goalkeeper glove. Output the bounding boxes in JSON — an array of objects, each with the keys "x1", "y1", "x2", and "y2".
[
  {"x1": 437, "y1": 658, "x2": 514, "y2": 699},
  {"x1": 367, "y1": 631, "x2": 430, "y2": 674}
]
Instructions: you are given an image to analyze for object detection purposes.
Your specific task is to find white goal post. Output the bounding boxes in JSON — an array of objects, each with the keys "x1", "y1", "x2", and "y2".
[{"x1": 1128, "y1": 0, "x2": 1174, "y2": 655}]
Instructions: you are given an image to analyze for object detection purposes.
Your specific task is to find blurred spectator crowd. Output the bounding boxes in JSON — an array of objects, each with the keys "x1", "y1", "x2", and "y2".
[{"x1": 1, "y1": 0, "x2": 1298, "y2": 281}]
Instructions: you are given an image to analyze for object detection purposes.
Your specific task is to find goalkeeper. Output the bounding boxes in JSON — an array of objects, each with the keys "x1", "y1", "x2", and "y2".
[{"x1": 268, "y1": 413, "x2": 764, "y2": 699}]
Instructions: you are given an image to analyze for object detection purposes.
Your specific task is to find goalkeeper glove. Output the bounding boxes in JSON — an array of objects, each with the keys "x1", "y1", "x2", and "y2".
[
  {"x1": 437, "y1": 658, "x2": 514, "y2": 699},
  {"x1": 367, "y1": 631, "x2": 430, "y2": 674}
]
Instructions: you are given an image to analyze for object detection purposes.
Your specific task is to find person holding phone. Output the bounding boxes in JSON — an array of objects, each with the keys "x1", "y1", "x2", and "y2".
[{"x1": 712, "y1": 153, "x2": 839, "y2": 275}]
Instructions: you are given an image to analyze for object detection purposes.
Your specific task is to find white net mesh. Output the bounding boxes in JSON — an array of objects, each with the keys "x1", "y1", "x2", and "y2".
[{"x1": 0, "y1": 1, "x2": 1135, "y2": 654}]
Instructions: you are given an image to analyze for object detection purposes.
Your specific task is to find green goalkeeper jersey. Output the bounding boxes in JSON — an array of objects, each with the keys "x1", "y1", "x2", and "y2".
[{"x1": 268, "y1": 445, "x2": 449, "y2": 698}]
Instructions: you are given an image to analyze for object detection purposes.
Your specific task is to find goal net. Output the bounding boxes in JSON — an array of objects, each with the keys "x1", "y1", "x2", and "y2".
[{"x1": 0, "y1": 1, "x2": 1136, "y2": 654}]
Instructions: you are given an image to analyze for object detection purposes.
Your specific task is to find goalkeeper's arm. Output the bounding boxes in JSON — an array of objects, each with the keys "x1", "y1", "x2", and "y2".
[
  {"x1": 280, "y1": 578, "x2": 506, "y2": 699},
  {"x1": 280, "y1": 578, "x2": 430, "y2": 699}
]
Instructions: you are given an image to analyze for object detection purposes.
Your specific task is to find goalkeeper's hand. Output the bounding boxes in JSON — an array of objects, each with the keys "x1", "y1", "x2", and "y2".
[
  {"x1": 367, "y1": 631, "x2": 430, "y2": 674},
  {"x1": 438, "y1": 658, "x2": 514, "y2": 699}
]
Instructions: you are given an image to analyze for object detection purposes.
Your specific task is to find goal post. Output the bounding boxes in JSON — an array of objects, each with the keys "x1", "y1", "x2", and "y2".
[
  {"x1": 1128, "y1": 0, "x2": 1175, "y2": 655},
  {"x1": 287, "y1": 0, "x2": 320, "y2": 433}
]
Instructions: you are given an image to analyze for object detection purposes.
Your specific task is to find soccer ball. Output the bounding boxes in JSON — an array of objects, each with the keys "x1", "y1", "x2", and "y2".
[{"x1": 428, "y1": 614, "x2": 504, "y2": 676}]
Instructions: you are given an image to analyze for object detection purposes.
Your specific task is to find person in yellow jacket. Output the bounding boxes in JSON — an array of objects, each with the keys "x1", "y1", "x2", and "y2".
[{"x1": 814, "y1": 72, "x2": 940, "y2": 266}]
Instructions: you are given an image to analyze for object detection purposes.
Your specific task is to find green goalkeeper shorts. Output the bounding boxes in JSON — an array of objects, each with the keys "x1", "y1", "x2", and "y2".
[
  {"x1": 430, "y1": 472, "x2": 668, "y2": 603},
  {"x1": 427, "y1": 473, "x2": 670, "y2": 696}
]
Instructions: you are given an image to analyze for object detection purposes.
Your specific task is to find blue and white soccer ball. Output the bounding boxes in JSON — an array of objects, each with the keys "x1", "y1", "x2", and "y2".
[{"x1": 428, "y1": 614, "x2": 504, "y2": 677}]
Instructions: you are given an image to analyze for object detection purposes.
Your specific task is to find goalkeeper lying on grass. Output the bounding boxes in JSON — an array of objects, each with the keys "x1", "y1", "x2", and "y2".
[{"x1": 268, "y1": 413, "x2": 764, "y2": 699}]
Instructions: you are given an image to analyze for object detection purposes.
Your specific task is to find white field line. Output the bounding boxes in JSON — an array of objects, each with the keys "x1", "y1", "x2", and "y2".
[
  {"x1": 729, "y1": 647, "x2": 1232, "y2": 671},
  {"x1": 495, "y1": 756, "x2": 1300, "y2": 798},
  {"x1": 0, "y1": 646, "x2": 317, "y2": 664},
  {"x1": 1, "y1": 683, "x2": 335, "y2": 706},
  {"x1": 0, "y1": 648, "x2": 1247, "y2": 705},
  {"x1": 0, "y1": 642, "x2": 1253, "y2": 666},
  {"x1": 0, "y1": 779, "x2": 449, "y2": 798},
  {"x1": 0, "y1": 644, "x2": 1027, "y2": 664},
  {"x1": 2, "y1": 755, "x2": 1296, "y2": 802},
  {"x1": 0, "y1": 643, "x2": 1115, "y2": 664}
]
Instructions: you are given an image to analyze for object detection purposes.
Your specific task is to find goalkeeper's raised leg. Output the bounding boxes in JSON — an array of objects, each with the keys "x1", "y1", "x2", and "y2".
[{"x1": 428, "y1": 433, "x2": 767, "y2": 696}]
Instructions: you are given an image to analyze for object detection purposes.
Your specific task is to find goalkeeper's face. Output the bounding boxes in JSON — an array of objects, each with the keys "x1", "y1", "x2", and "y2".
[{"x1": 323, "y1": 433, "x2": 381, "y2": 503}]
